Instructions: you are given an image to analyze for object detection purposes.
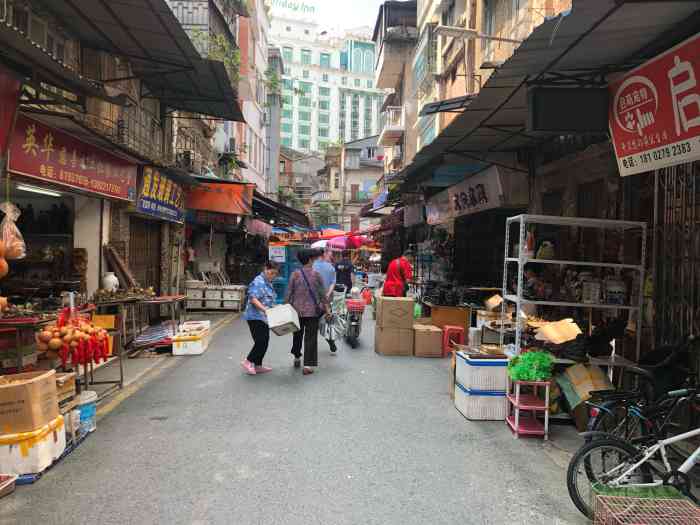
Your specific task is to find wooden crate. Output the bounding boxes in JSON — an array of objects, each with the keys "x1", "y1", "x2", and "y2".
[{"x1": 55, "y1": 372, "x2": 76, "y2": 404}]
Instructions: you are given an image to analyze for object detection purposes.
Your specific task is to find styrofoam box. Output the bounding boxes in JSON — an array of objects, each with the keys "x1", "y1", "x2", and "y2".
[
  {"x1": 222, "y1": 300, "x2": 241, "y2": 310},
  {"x1": 172, "y1": 329, "x2": 211, "y2": 356},
  {"x1": 0, "y1": 415, "x2": 66, "y2": 475},
  {"x1": 186, "y1": 288, "x2": 205, "y2": 299},
  {"x1": 180, "y1": 321, "x2": 211, "y2": 332},
  {"x1": 454, "y1": 383, "x2": 507, "y2": 421},
  {"x1": 205, "y1": 289, "x2": 223, "y2": 299},
  {"x1": 455, "y1": 351, "x2": 508, "y2": 391},
  {"x1": 186, "y1": 300, "x2": 203, "y2": 310},
  {"x1": 267, "y1": 304, "x2": 300, "y2": 336},
  {"x1": 205, "y1": 300, "x2": 223, "y2": 309},
  {"x1": 222, "y1": 290, "x2": 243, "y2": 301}
]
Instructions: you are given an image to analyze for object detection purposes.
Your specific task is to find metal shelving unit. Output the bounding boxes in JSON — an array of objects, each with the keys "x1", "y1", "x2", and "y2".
[{"x1": 501, "y1": 214, "x2": 647, "y2": 360}]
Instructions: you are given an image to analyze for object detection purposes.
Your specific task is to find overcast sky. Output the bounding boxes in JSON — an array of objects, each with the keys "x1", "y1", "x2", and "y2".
[{"x1": 316, "y1": 0, "x2": 384, "y2": 31}]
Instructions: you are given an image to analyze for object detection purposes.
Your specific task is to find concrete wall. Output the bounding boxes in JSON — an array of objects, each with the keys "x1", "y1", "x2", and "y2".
[{"x1": 74, "y1": 195, "x2": 109, "y2": 296}]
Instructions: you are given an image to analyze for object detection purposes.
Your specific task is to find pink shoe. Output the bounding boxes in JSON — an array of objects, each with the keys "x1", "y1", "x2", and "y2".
[
  {"x1": 241, "y1": 360, "x2": 256, "y2": 375},
  {"x1": 255, "y1": 365, "x2": 272, "y2": 374}
]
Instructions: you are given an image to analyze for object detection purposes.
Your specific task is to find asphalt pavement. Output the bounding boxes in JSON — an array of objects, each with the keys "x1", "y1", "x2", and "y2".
[{"x1": 4, "y1": 316, "x2": 587, "y2": 525}]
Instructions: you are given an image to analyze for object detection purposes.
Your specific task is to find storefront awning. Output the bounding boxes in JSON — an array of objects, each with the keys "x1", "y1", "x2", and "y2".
[
  {"x1": 253, "y1": 191, "x2": 310, "y2": 228},
  {"x1": 400, "y1": 0, "x2": 700, "y2": 189},
  {"x1": 0, "y1": 23, "x2": 127, "y2": 106},
  {"x1": 187, "y1": 180, "x2": 254, "y2": 216},
  {"x1": 33, "y1": 0, "x2": 244, "y2": 122}
]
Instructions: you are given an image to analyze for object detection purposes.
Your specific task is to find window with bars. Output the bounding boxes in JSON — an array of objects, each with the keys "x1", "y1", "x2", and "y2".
[
  {"x1": 282, "y1": 109, "x2": 293, "y2": 120},
  {"x1": 319, "y1": 100, "x2": 330, "y2": 111},
  {"x1": 282, "y1": 122, "x2": 293, "y2": 133},
  {"x1": 282, "y1": 136, "x2": 292, "y2": 147},
  {"x1": 298, "y1": 111, "x2": 311, "y2": 122},
  {"x1": 320, "y1": 53, "x2": 331, "y2": 68},
  {"x1": 319, "y1": 113, "x2": 329, "y2": 124},
  {"x1": 322, "y1": 73, "x2": 329, "y2": 83},
  {"x1": 298, "y1": 81, "x2": 312, "y2": 95},
  {"x1": 318, "y1": 127, "x2": 329, "y2": 138},
  {"x1": 282, "y1": 78, "x2": 294, "y2": 91},
  {"x1": 299, "y1": 124, "x2": 311, "y2": 136},
  {"x1": 299, "y1": 139, "x2": 310, "y2": 149},
  {"x1": 302, "y1": 70, "x2": 310, "y2": 79},
  {"x1": 319, "y1": 87, "x2": 331, "y2": 97},
  {"x1": 282, "y1": 47, "x2": 293, "y2": 63},
  {"x1": 299, "y1": 97, "x2": 312, "y2": 107}
]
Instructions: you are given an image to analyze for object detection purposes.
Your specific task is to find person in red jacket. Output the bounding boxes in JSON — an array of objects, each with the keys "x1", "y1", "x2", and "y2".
[{"x1": 383, "y1": 249, "x2": 413, "y2": 297}]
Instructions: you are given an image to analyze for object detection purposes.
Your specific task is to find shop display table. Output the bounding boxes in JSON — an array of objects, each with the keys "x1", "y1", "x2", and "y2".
[
  {"x1": 0, "y1": 317, "x2": 55, "y2": 372},
  {"x1": 140, "y1": 295, "x2": 187, "y2": 336}
]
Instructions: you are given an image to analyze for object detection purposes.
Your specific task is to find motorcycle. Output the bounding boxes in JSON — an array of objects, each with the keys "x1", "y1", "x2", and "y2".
[{"x1": 325, "y1": 285, "x2": 366, "y2": 349}]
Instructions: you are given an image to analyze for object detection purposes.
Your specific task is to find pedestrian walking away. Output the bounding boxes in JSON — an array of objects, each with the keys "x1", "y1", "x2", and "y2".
[
  {"x1": 241, "y1": 261, "x2": 279, "y2": 375},
  {"x1": 383, "y1": 248, "x2": 413, "y2": 297},
  {"x1": 285, "y1": 248, "x2": 330, "y2": 375},
  {"x1": 335, "y1": 250, "x2": 355, "y2": 292},
  {"x1": 313, "y1": 248, "x2": 338, "y2": 354}
]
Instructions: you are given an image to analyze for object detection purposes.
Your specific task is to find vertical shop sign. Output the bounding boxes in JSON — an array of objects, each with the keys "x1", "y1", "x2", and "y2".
[
  {"x1": 137, "y1": 167, "x2": 184, "y2": 223},
  {"x1": 8, "y1": 115, "x2": 137, "y2": 200},
  {"x1": 609, "y1": 32, "x2": 700, "y2": 176}
]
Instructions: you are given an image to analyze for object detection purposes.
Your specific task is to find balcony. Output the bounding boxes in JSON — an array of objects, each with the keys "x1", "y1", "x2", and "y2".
[
  {"x1": 378, "y1": 106, "x2": 405, "y2": 147},
  {"x1": 412, "y1": 23, "x2": 437, "y2": 98},
  {"x1": 373, "y1": 1, "x2": 417, "y2": 88},
  {"x1": 311, "y1": 190, "x2": 336, "y2": 204}
]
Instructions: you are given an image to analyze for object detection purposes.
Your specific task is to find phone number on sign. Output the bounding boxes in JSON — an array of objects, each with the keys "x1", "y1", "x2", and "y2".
[{"x1": 620, "y1": 140, "x2": 699, "y2": 172}]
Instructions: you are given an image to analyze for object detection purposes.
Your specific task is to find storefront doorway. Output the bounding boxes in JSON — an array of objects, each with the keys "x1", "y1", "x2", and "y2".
[{"x1": 129, "y1": 216, "x2": 161, "y2": 294}]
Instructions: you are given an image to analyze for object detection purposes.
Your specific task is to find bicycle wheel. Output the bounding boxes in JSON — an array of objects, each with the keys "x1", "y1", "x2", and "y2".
[{"x1": 567, "y1": 437, "x2": 651, "y2": 519}]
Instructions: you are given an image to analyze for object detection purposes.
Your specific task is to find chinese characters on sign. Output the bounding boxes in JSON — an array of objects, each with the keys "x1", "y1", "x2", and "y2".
[
  {"x1": 609, "y1": 32, "x2": 700, "y2": 176},
  {"x1": 136, "y1": 167, "x2": 184, "y2": 223},
  {"x1": 426, "y1": 166, "x2": 504, "y2": 224},
  {"x1": 8, "y1": 115, "x2": 137, "y2": 200}
]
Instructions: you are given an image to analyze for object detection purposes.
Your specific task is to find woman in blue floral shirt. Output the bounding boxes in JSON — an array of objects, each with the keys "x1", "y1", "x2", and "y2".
[{"x1": 241, "y1": 261, "x2": 280, "y2": 375}]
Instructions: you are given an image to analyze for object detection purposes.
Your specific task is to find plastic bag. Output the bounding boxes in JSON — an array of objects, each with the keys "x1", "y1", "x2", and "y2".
[{"x1": 0, "y1": 202, "x2": 26, "y2": 260}]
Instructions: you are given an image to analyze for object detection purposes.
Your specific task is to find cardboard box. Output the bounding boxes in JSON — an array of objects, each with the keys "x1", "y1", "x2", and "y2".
[
  {"x1": 375, "y1": 326, "x2": 413, "y2": 356},
  {"x1": 413, "y1": 324, "x2": 443, "y2": 357},
  {"x1": 0, "y1": 370, "x2": 59, "y2": 434},
  {"x1": 267, "y1": 304, "x2": 300, "y2": 336},
  {"x1": 430, "y1": 305, "x2": 471, "y2": 331},
  {"x1": 376, "y1": 296, "x2": 415, "y2": 329}
]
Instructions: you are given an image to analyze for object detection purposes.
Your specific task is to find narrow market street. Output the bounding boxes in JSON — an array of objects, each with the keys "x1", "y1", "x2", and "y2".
[{"x1": 6, "y1": 317, "x2": 585, "y2": 525}]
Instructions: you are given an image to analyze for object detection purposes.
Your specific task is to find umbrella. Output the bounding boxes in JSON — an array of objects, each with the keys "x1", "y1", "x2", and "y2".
[
  {"x1": 311, "y1": 239, "x2": 328, "y2": 248},
  {"x1": 327, "y1": 235, "x2": 369, "y2": 250}
]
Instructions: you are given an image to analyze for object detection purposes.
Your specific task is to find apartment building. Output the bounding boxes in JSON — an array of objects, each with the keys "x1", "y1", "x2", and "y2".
[{"x1": 269, "y1": 8, "x2": 385, "y2": 152}]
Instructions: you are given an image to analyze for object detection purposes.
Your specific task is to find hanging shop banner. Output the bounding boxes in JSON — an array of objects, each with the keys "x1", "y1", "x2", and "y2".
[
  {"x1": 269, "y1": 245, "x2": 286, "y2": 263},
  {"x1": 370, "y1": 189, "x2": 388, "y2": 212},
  {"x1": 425, "y1": 189, "x2": 451, "y2": 225},
  {"x1": 0, "y1": 67, "x2": 21, "y2": 156},
  {"x1": 609, "y1": 32, "x2": 700, "y2": 176},
  {"x1": 447, "y1": 166, "x2": 504, "y2": 219},
  {"x1": 186, "y1": 182, "x2": 254, "y2": 216},
  {"x1": 186, "y1": 209, "x2": 241, "y2": 228},
  {"x1": 136, "y1": 166, "x2": 184, "y2": 223},
  {"x1": 8, "y1": 115, "x2": 137, "y2": 200}
]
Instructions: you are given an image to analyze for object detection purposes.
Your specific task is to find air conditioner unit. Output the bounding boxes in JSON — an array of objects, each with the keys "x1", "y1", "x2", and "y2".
[{"x1": 176, "y1": 150, "x2": 194, "y2": 170}]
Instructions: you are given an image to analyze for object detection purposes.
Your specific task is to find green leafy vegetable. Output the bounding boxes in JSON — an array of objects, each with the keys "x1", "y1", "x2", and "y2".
[{"x1": 507, "y1": 351, "x2": 554, "y2": 381}]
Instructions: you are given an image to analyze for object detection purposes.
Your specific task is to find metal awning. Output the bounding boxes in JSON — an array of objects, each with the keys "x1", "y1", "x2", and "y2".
[
  {"x1": 253, "y1": 191, "x2": 310, "y2": 228},
  {"x1": 0, "y1": 22, "x2": 127, "y2": 105},
  {"x1": 401, "y1": 0, "x2": 700, "y2": 188},
  {"x1": 420, "y1": 95, "x2": 475, "y2": 116},
  {"x1": 33, "y1": 0, "x2": 244, "y2": 121}
]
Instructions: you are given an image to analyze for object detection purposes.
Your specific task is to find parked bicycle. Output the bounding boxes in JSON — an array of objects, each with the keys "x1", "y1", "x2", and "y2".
[{"x1": 567, "y1": 387, "x2": 700, "y2": 518}]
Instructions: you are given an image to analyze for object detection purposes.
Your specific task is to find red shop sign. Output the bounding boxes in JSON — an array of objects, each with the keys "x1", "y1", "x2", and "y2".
[
  {"x1": 8, "y1": 115, "x2": 137, "y2": 201},
  {"x1": 609, "y1": 32, "x2": 700, "y2": 176}
]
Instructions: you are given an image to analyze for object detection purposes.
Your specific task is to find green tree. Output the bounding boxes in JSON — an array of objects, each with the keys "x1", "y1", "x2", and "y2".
[{"x1": 311, "y1": 202, "x2": 338, "y2": 227}]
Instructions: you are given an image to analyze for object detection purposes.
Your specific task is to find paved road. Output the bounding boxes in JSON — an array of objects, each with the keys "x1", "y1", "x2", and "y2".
[{"x1": 5, "y1": 317, "x2": 586, "y2": 525}]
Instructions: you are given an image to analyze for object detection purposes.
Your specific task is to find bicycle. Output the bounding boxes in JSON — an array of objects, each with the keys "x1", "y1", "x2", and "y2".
[{"x1": 567, "y1": 388, "x2": 700, "y2": 519}]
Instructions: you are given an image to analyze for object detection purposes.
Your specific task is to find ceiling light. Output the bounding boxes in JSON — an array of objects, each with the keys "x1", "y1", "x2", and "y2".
[{"x1": 16, "y1": 184, "x2": 62, "y2": 198}]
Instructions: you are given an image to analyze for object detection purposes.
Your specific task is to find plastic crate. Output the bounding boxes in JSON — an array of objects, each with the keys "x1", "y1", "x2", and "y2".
[
  {"x1": 454, "y1": 382, "x2": 507, "y2": 421},
  {"x1": 346, "y1": 299, "x2": 366, "y2": 313},
  {"x1": 455, "y1": 351, "x2": 508, "y2": 391}
]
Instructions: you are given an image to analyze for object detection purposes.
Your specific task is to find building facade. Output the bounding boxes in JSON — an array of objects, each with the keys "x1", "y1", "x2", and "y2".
[
  {"x1": 269, "y1": 11, "x2": 385, "y2": 153},
  {"x1": 265, "y1": 47, "x2": 284, "y2": 199}
]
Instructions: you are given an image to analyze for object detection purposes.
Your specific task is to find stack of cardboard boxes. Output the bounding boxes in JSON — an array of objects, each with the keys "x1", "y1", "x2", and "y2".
[
  {"x1": 374, "y1": 296, "x2": 446, "y2": 358},
  {"x1": 0, "y1": 370, "x2": 64, "y2": 476}
]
